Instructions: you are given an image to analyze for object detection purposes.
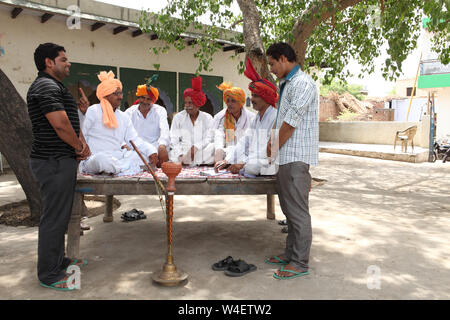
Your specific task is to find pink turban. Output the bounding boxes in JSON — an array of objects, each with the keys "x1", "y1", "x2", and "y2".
[
  {"x1": 96, "y1": 71, "x2": 122, "y2": 128},
  {"x1": 183, "y1": 76, "x2": 206, "y2": 107}
]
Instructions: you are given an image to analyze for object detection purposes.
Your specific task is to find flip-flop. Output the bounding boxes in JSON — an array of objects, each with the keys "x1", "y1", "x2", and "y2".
[
  {"x1": 278, "y1": 219, "x2": 287, "y2": 226},
  {"x1": 211, "y1": 256, "x2": 234, "y2": 271},
  {"x1": 273, "y1": 265, "x2": 309, "y2": 280},
  {"x1": 224, "y1": 260, "x2": 257, "y2": 277},
  {"x1": 40, "y1": 277, "x2": 76, "y2": 291},
  {"x1": 264, "y1": 255, "x2": 288, "y2": 265},
  {"x1": 67, "y1": 258, "x2": 88, "y2": 268}
]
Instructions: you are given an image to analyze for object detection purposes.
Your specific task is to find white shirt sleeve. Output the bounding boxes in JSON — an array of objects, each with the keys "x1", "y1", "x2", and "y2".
[
  {"x1": 169, "y1": 113, "x2": 185, "y2": 157},
  {"x1": 123, "y1": 115, "x2": 157, "y2": 157},
  {"x1": 193, "y1": 113, "x2": 214, "y2": 151},
  {"x1": 157, "y1": 107, "x2": 170, "y2": 147}
]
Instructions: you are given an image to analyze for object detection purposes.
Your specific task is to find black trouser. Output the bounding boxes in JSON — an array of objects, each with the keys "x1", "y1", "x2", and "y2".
[{"x1": 29, "y1": 157, "x2": 78, "y2": 285}]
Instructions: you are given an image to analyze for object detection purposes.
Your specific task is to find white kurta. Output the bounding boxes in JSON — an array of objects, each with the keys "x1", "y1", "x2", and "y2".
[
  {"x1": 80, "y1": 104, "x2": 157, "y2": 176},
  {"x1": 169, "y1": 110, "x2": 214, "y2": 165},
  {"x1": 225, "y1": 106, "x2": 278, "y2": 176},
  {"x1": 124, "y1": 103, "x2": 170, "y2": 150},
  {"x1": 212, "y1": 107, "x2": 256, "y2": 157}
]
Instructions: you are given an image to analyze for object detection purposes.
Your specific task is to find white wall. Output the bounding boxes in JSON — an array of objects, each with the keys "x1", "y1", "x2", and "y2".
[
  {"x1": 435, "y1": 88, "x2": 450, "y2": 141},
  {"x1": 0, "y1": 8, "x2": 249, "y2": 108}
]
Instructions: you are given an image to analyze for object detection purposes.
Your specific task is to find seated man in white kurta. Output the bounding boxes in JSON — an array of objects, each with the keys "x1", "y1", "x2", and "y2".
[
  {"x1": 169, "y1": 76, "x2": 214, "y2": 166},
  {"x1": 212, "y1": 82, "x2": 255, "y2": 164},
  {"x1": 80, "y1": 71, "x2": 157, "y2": 176},
  {"x1": 125, "y1": 80, "x2": 170, "y2": 167},
  {"x1": 214, "y1": 59, "x2": 280, "y2": 176}
]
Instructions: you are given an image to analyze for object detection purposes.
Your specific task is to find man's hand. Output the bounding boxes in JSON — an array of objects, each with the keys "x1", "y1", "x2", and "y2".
[
  {"x1": 78, "y1": 88, "x2": 90, "y2": 115},
  {"x1": 148, "y1": 153, "x2": 158, "y2": 168},
  {"x1": 228, "y1": 164, "x2": 244, "y2": 174},
  {"x1": 121, "y1": 144, "x2": 132, "y2": 151},
  {"x1": 266, "y1": 139, "x2": 272, "y2": 159},
  {"x1": 190, "y1": 146, "x2": 197, "y2": 161},
  {"x1": 157, "y1": 145, "x2": 169, "y2": 167},
  {"x1": 214, "y1": 160, "x2": 228, "y2": 173},
  {"x1": 76, "y1": 138, "x2": 91, "y2": 161}
]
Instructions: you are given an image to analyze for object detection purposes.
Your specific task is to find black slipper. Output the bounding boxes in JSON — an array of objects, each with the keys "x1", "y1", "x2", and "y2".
[
  {"x1": 121, "y1": 209, "x2": 146, "y2": 222},
  {"x1": 211, "y1": 256, "x2": 235, "y2": 271},
  {"x1": 224, "y1": 259, "x2": 257, "y2": 277},
  {"x1": 278, "y1": 219, "x2": 287, "y2": 226}
]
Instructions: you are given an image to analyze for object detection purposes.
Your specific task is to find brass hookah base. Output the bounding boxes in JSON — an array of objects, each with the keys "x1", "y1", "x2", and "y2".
[
  {"x1": 152, "y1": 245, "x2": 188, "y2": 287},
  {"x1": 152, "y1": 192, "x2": 188, "y2": 287}
]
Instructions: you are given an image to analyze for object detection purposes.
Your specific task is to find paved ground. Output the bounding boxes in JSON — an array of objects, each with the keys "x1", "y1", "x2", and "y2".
[{"x1": 0, "y1": 153, "x2": 449, "y2": 299}]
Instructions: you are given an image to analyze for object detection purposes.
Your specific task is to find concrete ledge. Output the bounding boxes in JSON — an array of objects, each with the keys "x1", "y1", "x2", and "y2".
[{"x1": 319, "y1": 141, "x2": 430, "y2": 163}]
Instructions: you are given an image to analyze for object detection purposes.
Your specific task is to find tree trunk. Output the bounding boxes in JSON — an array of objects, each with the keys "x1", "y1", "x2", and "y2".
[
  {"x1": 237, "y1": 0, "x2": 274, "y2": 83},
  {"x1": 0, "y1": 68, "x2": 41, "y2": 223}
]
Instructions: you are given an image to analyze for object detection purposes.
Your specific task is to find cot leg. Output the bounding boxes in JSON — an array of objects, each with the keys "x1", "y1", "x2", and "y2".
[
  {"x1": 103, "y1": 195, "x2": 114, "y2": 222},
  {"x1": 266, "y1": 194, "x2": 275, "y2": 220},
  {"x1": 67, "y1": 192, "x2": 82, "y2": 259}
]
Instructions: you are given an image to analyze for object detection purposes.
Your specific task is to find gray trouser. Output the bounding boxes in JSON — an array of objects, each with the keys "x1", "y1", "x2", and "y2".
[
  {"x1": 29, "y1": 157, "x2": 78, "y2": 285},
  {"x1": 276, "y1": 161, "x2": 312, "y2": 272}
]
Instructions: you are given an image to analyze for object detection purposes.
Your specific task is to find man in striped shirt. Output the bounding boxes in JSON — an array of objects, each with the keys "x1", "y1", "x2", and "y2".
[
  {"x1": 265, "y1": 42, "x2": 319, "y2": 280},
  {"x1": 27, "y1": 43, "x2": 90, "y2": 291}
]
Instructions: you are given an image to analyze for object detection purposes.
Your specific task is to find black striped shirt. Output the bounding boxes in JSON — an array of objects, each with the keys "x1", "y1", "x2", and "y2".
[{"x1": 27, "y1": 71, "x2": 80, "y2": 160}]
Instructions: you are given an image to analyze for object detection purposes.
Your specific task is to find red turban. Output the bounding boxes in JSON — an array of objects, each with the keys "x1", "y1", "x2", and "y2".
[
  {"x1": 183, "y1": 76, "x2": 206, "y2": 107},
  {"x1": 244, "y1": 57, "x2": 278, "y2": 107}
]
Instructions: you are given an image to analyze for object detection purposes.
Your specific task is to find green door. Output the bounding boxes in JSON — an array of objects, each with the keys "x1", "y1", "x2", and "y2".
[
  {"x1": 120, "y1": 67, "x2": 176, "y2": 114},
  {"x1": 178, "y1": 73, "x2": 224, "y2": 116}
]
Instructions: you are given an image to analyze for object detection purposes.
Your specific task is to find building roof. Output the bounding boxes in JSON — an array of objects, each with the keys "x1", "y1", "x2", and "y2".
[{"x1": 0, "y1": 0, "x2": 245, "y2": 53}]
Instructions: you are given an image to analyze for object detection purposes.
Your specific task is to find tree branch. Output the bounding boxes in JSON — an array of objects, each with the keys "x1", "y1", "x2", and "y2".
[{"x1": 292, "y1": 0, "x2": 365, "y2": 67}]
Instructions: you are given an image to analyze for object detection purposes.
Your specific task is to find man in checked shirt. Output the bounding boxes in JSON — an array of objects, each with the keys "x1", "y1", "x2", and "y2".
[{"x1": 265, "y1": 42, "x2": 319, "y2": 280}]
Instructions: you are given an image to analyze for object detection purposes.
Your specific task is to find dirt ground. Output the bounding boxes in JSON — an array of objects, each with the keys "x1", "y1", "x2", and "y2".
[
  {"x1": 0, "y1": 153, "x2": 449, "y2": 300},
  {"x1": 0, "y1": 195, "x2": 120, "y2": 227}
]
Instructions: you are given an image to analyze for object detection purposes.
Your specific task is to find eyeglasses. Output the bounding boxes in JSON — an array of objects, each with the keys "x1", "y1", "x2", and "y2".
[{"x1": 112, "y1": 91, "x2": 123, "y2": 96}]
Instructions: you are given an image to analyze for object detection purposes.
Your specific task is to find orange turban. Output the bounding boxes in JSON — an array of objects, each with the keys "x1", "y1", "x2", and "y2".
[
  {"x1": 216, "y1": 82, "x2": 246, "y2": 144},
  {"x1": 183, "y1": 76, "x2": 206, "y2": 107},
  {"x1": 217, "y1": 82, "x2": 246, "y2": 107},
  {"x1": 244, "y1": 57, "x2": 278, "y2": 107},
  {"x1": 136, "y1": 84, "x2": 159, "y2": 103},
  {"x1": 96, "y1": 71, "x2": 122, "y2": 129}
]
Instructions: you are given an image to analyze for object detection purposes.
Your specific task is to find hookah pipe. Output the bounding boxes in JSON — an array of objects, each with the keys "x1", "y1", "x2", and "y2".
[{"x1": 129, "y1": 140, "x2": 187, "y2": 286}]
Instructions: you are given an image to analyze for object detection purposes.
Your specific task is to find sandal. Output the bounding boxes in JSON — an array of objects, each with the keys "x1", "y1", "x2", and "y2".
[
  {"x1": 273, "y1": 265, "x2": 309, "y2": 280},
  {"x1": 67, "y1": 258, "x2": 88, "y2": 269},
  {"x1": 264, "y1": 255, "x2": 288, "y2": 265},
  {"x1": 40, "y1": 276, "x2": 76, "y2": 291},
  {"x1": 121, "y1": 209, "x2": 146, "y2": 222},
  {"x1": 224, "y1": 259, "x2": 257, "y2": 277},
  {"x1": 211, "y1": 256, "x2": 234, "y2": 271}
]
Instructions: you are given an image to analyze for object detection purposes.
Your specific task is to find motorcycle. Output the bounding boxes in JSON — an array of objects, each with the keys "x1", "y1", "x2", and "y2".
[{"x1": 432, "y1": 140, "x2": 450, "y2": 163}]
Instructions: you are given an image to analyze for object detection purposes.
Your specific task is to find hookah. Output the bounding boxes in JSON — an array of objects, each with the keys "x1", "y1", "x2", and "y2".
[{"x1": 130, "y1": 140, "x2": 188, "y2": 286}]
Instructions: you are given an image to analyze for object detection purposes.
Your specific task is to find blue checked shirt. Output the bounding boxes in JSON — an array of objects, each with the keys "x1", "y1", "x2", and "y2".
[{"x1": 274, "y1": 65, "x2": 319, "y2": 166}]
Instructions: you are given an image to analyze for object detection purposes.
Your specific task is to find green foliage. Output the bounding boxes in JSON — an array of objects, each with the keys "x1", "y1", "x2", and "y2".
[
  {"x1": 320, "y1": 79, "x2": 365, "y2": 100},
  {"x1": 337, "y1": 109, "x2": 360, "y2": 121},
  {"x1": 139, "y1": 0, "x2": 449, "y2": 81}
]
